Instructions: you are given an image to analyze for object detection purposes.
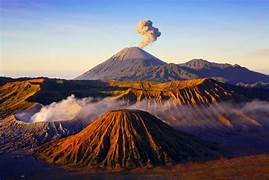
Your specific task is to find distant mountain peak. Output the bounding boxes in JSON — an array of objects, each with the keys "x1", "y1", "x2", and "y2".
[
  {"x1": 187, "y1": 59, "x2": 210, "y2": 64},
  {"x1": 181, "y1": 59, "x2": 232, "y2": 69},
  {"x1": 111, "y1": 47, "x2": 160, "y2": 61},
  {"x1": 75, "y1": 47, "x2": 166, "y2": 80}
]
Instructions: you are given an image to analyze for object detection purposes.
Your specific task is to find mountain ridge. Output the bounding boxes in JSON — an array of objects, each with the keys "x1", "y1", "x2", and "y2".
[{"x1": 76, "y1": 47, "x2": 269, "y2": 83}]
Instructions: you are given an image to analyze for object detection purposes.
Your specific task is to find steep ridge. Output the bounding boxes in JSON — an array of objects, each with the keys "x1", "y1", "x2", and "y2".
[
  {"x1": 37, "y1": 110, "x2": 219, "y2": 169},
  {"x1": 0, "y1": 79, "x2": 43, "y2": 119},
  {"x1": 0, "y1": 115, "x2": 85, "y2": 153},
  {"x1": 112, "y1": 78, "x2": 239, "y2": 106}
]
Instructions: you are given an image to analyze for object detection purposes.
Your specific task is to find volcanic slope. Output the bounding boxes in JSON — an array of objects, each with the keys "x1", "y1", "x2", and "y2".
[
  {"x1": 0, "y1": 79, "x2": 45, "y2": 119},
  {"x1": 37, "y1": 110, "x2": 219, "y2": 169},
  {"x1": 0, "y1": 116, "x2": 85, "y2": 153},
  {"x1": 76, "y1": 47, "x2": 269, "y2": 83},
  {"x1": 75, "y1": 47, "x2": 167, "y2": 80},
  {"x1": 111, "y1": 78, "x2": 239, "y2": 106}
]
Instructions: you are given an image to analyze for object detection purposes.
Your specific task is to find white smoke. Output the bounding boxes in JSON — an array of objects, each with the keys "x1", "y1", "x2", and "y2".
[
  {"x1": 133, "y1": 100, "x2": 269, "y2": 126},
  {"x1": 30, "y1": 94, "x2": 269, "y2": 133},
  {"x1": 31, "y1": 95, "x2": 84, "y2": 122},
  {"x1": 136, "y1": 20, "x2": 161, "y2": 48},
  {"x1": 30, "y1": 95, "x2": 126, "y2": 123}
]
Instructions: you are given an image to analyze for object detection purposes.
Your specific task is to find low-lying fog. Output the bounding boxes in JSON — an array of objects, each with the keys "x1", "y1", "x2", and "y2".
[{"x1": 16, "y1": 95, "x2": 269, "y2": 132}]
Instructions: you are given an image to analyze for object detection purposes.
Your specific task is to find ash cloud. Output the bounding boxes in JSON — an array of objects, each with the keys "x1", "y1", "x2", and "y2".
[{"x1": 136, "y1": 20, "x2": 161, "y2": 48}]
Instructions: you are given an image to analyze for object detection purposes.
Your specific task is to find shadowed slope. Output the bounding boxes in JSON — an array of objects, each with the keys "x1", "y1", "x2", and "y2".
[
  {"x1": 179, "y1": 59, "x2": 269, "y2": 83},
  {"x1": 37, "y1": 110, "x2": 218, "y2": 169},
  {"x1": 0, "y1": 116, "x2": 85, "y2": 153}
]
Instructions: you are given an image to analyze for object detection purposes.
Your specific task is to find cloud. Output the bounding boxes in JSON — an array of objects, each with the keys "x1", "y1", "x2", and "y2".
[
  {"x1": 30, "y1": 95, "x2": 126, "y2": 123},
  {"x1": 136, "y1": 20, "x2": 161, "y2": 48},
  {"x1": 29, "y1": 95, "x2": 269, "y2": 135}
]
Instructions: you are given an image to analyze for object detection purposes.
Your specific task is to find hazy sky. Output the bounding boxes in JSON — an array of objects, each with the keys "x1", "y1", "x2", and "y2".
[{"x1": 1, "y1": 0, "x2": 269, "y2": 79}]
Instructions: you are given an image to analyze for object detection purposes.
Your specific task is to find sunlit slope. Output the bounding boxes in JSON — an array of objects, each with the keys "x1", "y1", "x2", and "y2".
[
  {"x1": 111, "y1": 78, "x2": 239, "y2": 105},
  {"x1": 0, "y1": 78, "x2": 119, "y2": 119},
  {"x1": 0, "y1": 79, "x2": 43, "y2": 119},
  {"x1": 37, "y1": 110, "x2": 218, "y2": 169}
]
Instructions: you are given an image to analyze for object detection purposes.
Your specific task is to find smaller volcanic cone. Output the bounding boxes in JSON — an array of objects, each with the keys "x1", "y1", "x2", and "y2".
[{"x1": 37, "y1": 109, "x2": 218, "y2": 169}]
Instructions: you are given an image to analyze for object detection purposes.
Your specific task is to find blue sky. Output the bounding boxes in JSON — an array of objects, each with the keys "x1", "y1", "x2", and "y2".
[{"x1": 1, "y1": 0, "x2": 269, "y2": 78}]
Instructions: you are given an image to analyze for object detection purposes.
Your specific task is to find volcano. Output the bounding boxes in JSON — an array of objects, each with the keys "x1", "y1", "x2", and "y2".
[
  {"x1": 37, "y1": 109, "x2": 218, "y2": 169},
  {"x1": 75, "y1": 47, "x2": 166, "y2": 80},
  {"x1": 76, "y1": 47, "x2": 269, "y2": 83}
]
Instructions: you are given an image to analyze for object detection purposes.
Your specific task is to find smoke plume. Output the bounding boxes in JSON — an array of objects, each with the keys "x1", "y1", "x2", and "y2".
[
  {"x1": 29, "y1": 95, "x2": 269, "y2": 135},
  {"x1": 30, "y1": 95, "x2": 126, "y2": 123},
  {"x1": 136, "y1": 20, "x2": 161, "y2": 48},
  {"x1": 31, "y1": 95, "x2": 84, "y2": 122}
]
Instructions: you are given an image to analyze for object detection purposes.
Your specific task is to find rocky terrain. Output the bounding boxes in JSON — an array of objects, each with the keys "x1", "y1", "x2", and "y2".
[
  {"x1": 1, "y1": 78, "x2": 269, "y2": 154},
  {"x1": 0, "y1": 77, "x2": 269, "y2": 179},
  {"x1": 112, "y1": 78, "x2": 237, "y2": 105},
  {"x1": 0, "y1": 115, "x2": 85, "y2": 153}
]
